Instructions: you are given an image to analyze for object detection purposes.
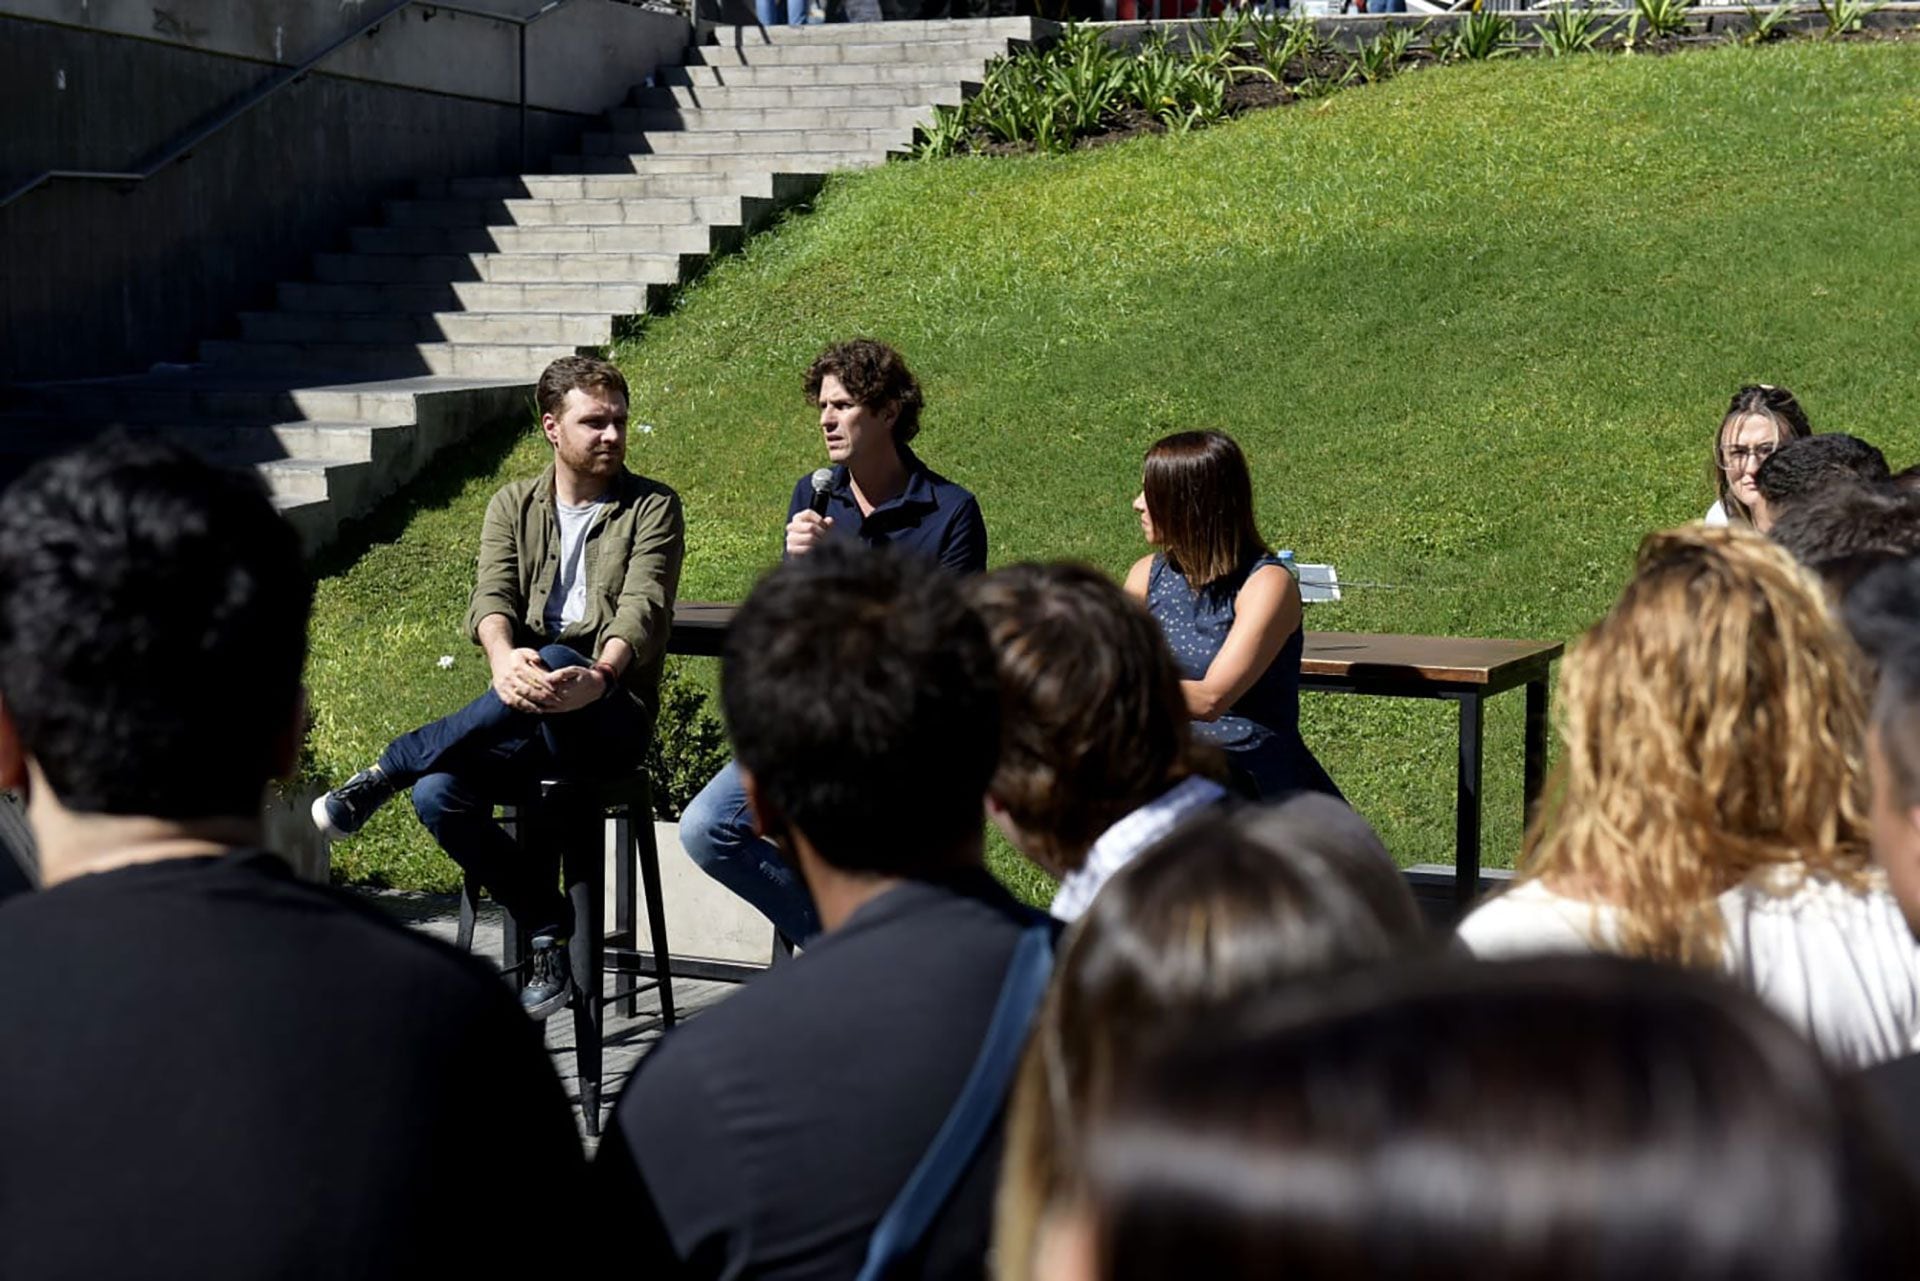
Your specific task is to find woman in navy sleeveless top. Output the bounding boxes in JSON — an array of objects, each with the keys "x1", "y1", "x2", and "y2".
[{"x1": 1123, "y1": 431, "x2": 1341, "y2": 802}]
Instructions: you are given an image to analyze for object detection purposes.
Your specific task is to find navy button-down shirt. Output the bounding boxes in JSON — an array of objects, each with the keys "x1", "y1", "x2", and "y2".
[{"x1": 783, "y1": 446, "x2": 987, "y2": 575}]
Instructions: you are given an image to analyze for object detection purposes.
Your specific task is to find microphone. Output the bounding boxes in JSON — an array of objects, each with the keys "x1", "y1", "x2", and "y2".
[{"x1": 809, "y1": 467, "x2": 834, "y2": 517}]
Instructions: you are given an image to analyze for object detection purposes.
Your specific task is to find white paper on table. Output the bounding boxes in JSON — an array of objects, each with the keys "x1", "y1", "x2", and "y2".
[{"x1": 1295, "y1": 564, "x2": 1340, "y2": 604}]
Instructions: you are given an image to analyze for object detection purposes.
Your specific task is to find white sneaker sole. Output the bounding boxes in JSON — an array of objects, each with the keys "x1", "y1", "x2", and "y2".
[{"x1": 310, "y1": 794, "x2": 351, "y2": 842}]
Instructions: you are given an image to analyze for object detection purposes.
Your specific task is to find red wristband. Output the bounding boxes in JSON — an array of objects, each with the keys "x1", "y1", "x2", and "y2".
[{"x1": 591, "y1": 660, "x2": 620, "y2": 688}]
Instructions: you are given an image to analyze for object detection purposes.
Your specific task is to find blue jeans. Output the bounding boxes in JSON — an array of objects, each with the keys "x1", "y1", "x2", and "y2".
[
  {"x1": 756, "y1": 0, "x2": 810, "y2": 23},
  {"x1": 680, "y1": 759, "x2": 821, "y2": 944},
  {"x1": 378, "y1": 644, "x2": 650, "y2": 938}
]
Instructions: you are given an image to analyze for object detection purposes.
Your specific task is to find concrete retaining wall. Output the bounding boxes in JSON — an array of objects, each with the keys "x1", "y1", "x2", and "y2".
[{"x1": 1, "y1": 0, "x2": 691, "y2": 383}]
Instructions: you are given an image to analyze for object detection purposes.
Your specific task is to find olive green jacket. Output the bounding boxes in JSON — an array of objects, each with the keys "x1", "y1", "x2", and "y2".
[{"x1": 465, "y1": 464, "x2": 685, "y2": 722}]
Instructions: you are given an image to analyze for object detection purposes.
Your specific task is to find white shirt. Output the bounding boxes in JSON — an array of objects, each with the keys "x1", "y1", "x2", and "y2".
[
  {"x1": 1049, "y1": 776, "x2": 1229, "y2": 923},
  {"x1": 1456, "y1": 867, "x2": 1920, "y2": 1069},
  {"x1": 542, "y1": 497, "x2": 605, "y2": 634},
  {"x1": 1704, "y1": 499, "x2": 1730, "y2": 527}
]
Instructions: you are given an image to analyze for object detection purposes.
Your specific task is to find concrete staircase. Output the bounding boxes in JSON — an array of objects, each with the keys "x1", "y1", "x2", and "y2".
[{"x1": 1, "y1": 17, "x2": 1043, "y2": 552}]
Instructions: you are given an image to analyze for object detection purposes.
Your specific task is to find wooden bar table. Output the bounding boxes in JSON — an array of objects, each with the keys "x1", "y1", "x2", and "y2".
[
  {"x1": 668, "y1": 604, "x2": 1562, "y2": 910},
  {"x1": 1300, "y1": 634, "x2": 1562, "y2": 908}
]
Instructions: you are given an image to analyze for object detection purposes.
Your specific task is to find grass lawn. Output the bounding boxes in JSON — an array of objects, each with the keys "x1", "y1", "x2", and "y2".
[{"x1": 305, "y1": 40, "x2": 1920, "y2": 903}]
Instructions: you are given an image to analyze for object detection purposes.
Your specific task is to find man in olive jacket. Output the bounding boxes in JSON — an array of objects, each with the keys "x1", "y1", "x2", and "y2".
[{"x1": 314, "y1": 356, "x2": 684, "y2": 1017}]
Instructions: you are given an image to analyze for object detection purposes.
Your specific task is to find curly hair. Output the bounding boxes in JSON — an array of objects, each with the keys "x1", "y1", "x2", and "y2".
[
  {"x1": 803, "y1": 339, "x2": 924, "y2": 445},
  {"x1": 1711, "y1": 384, "x2": 1813, "y2": 527},
  {"x1": 1521, "y1": 525, "x2": 1873, "y2": 965}
]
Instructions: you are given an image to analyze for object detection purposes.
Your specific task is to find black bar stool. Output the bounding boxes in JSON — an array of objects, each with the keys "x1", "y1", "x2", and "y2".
[{"x1": 454, "y1": 769, "x2": 676, "y2": 1137}]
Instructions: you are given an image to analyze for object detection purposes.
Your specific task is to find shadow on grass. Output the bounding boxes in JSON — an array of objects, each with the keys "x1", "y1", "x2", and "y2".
[{"x1": 308, "y1": 408, "x2": 533, "y2": 580}]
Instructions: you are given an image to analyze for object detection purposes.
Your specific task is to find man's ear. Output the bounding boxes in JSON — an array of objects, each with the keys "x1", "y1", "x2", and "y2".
[
  {"x1": 737, "y1": 765, "x2": 784, "y2": 843},
  {"x1": 268, "y1": 687, "x2": 308, "y2": 783},
  {"x1": 541, "y1": 412, "x2": 561, "y2": 449},
  {"x1": 0, "y1": 692, "x2": 26, "y2": 796}
]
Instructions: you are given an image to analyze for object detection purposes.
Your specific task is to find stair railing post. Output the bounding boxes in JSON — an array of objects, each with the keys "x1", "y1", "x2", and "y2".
[{"x1": 518, "y1": 22, "x2": 530, "y2": 171}]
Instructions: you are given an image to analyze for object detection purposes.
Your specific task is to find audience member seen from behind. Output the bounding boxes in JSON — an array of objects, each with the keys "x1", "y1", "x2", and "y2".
[
  {"x1": 596, "y1": 545, "x2": 1038, "y2": 1281},
  {"x1": 1770, "y1": 480, "x2": 1920, "y2": 600},
  {"x1": 0, "y1": 438, "x2": 582, "y2": 1279},
  {"x1": 1456, "y1": 526, "x2": 1920, "y2": 1067},
  {"x1": 311, "y1": 354, "x2": 684, "y2": 1018},
  {"x1": 996, "y1": 795, "x2": 1423, "y2": 1281},
  {"x1": 1125, "y1": 430, "x2": 1339, "y2": 801},
  {"x1": 1847, "y1": 555, "x2": 1920, "y2": 677},
  {"x1": 1858, "y1": 614, "x2": 1920, "y2": 1172},
  {"x1": 1705, "y1": 383, "x2": 1812, "y2": 532},
  {"x1": 678, "y1": 338, "x2": 987, "y2": 949},
  {"x1": 967, "y1": 561, "x2": 1229, "y2": 923},
  {"x1": 1035, "y1": 957, "x2": 1920, "y2": 1281},
  {"x1": 1753, "y1": 432, "x2": 1891, "y2": 522}
]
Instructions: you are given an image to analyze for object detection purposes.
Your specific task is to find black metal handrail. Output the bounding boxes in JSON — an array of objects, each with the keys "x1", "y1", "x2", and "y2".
[{"x1": 0, "y1": 0, "x2": 585, "y2": 211}]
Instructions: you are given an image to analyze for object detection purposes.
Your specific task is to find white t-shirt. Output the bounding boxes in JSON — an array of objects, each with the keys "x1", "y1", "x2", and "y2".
[
  {"x1": 542, "y1": 497, "x2": 605, "y2": 634},
  {"x1": 1456, "y1": 867, "x2": 1920, "y2": 1069},
  {"x1": 1703, "y1": 499, "x2": 1731, "y2": 527}
]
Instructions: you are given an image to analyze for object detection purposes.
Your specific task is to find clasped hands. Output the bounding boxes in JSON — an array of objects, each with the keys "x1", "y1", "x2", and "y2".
[{"x1": 492, "y1": 648, "x2": 605, "y2": 715}]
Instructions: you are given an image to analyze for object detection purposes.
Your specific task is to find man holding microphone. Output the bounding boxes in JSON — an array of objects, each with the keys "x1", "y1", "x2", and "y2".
[{"x1": 681, "y1": 339, "x2": 988, "y2": 944}]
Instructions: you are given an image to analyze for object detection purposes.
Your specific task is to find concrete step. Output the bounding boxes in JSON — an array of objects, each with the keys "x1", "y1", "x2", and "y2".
[
  {"x1": 628, "y1": 81, "x2": 967, "y2": 111},
  {"x1": 656, "y1": 59, "x2": 991, "y2": 88},
  {"x1": 705, "y1": 17, "x2": 1040, "y2": 44},
  {"x1": 348, "y1": 222, "x2": 722, "y2": 256},
  {"x1": 274, "y1": 494, "x2": 336, "y2": 549},
  {"x1": 201, "y1": 340, "x2": 586, "y2": 379},
  {"x1": 416, "y1": 170, "x2": 825, "y2": 203},
  {"x1": 551, "y1": 149, "x2": 890, "y2": 176},
  {"x1": 256, "y1": 456, "x2": 375, "y2": 504},
  {"x1": 0, "y1": 416, "x2": 378, "y2": 465},
  {"x1": 238, "y1": 310, "x2": 616, "y2": 347},
  {"x1": 578, "y1": 126, "x2": 915, "y2": 157},
  {"x1": 609, "y1": 103, "x2": 935, "y2": 133},
  {"x1": 279, "y1": 280, "x2": 667, "y2": 316},
  {"x1": 313, "y1": 249, "x2": 697, "y2": 285},
  {"x1": 380, "y1": 194, "x2": 766, "y2": 229},
  {"x1": 37, "y1": 378, "x2": 462, "y2": 427},
  {"x1": 311, "y1": 249, "x2": 702, "y2": 286},
  {"x1": 687, "y1": 36, "x2": 1021, "y2": 66}
]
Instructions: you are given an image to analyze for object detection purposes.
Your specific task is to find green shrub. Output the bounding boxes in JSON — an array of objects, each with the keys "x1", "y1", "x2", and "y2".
[
  {"x1": 1540, "y1": 4, "x2": 1618, "y2": 56},
  {"x1": 1739, "y1": 0, "x2": 1798, "y2": 43},
  {"x1": 1440, "y1": 10, "x2": 1519, "y2": 61},
  {"x1": 644, "y1": 658, "x2": 730, "y2": 820}
]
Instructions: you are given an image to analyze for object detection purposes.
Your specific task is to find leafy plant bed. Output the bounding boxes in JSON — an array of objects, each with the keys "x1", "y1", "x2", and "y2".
[{"x1": 917, "y1": 5, "x2": 1920, "y2": 157}]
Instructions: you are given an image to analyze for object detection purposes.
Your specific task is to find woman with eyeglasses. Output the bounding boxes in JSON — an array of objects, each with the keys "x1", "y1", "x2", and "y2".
[
  {"x1": 1125, "y1": 431, "x2": 1340, "y2": 801},
  {"x1": 1706, "y1": 384, "x2": 1813, "y2": 532}
]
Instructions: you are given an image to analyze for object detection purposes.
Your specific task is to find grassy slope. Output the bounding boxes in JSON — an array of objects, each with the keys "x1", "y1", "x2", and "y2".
[{"x1": 307, "y1": 41, "x2": 1920, "y2": 899}]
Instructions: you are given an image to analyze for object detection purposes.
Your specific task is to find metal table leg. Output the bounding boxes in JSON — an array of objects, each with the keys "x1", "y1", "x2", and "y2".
[
  {"x1": 1454, "y1": 693, "x2": 1484, "y2": 909},
  {"x1": 1523, "y1": 677, "x2": 1550, "y2": 827}
]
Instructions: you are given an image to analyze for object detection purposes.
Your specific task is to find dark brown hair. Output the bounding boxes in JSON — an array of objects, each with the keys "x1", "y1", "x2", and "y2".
[
  {"x1": 535, "y1": 355, "x2": 629, "y2": 420},
  {"x1": 967, "y1": 562, "x2": 1202, "y2": 875},
  {"x1": 1712, "y1": 384, "x2": 1813, "y2": 526},
  {"x1": 804, "y1": 339, "x2": 924, "y2": 445},
  {"x1": 1078, "y1": 956, "x2": 1920, "y2": 1281},
  {"x1": 995, "y1": 797, "x2": 1424, "y2": 1281},
  {"x1": 1141, "y1": 431, "x2": 1268, "y2": 588}
]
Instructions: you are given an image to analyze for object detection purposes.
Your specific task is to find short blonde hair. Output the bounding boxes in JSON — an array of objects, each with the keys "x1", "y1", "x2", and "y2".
[{"x1": 1522, "y1": 525, "x2": 1872, "y2": 964}]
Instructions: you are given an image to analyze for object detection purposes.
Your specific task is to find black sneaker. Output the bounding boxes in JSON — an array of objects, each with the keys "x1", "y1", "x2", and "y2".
[
  {"x1": 520, "y1": 935, "x2": 573, "y2": 1021},
  {"x1": 310, "y1": 767, "x2": 395, "y2": 841}
]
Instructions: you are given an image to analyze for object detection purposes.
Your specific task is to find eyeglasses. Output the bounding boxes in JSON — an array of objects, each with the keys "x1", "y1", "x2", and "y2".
[{"x1": 1717, "y1": 442, "x2": 1777, "y2": 471}]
